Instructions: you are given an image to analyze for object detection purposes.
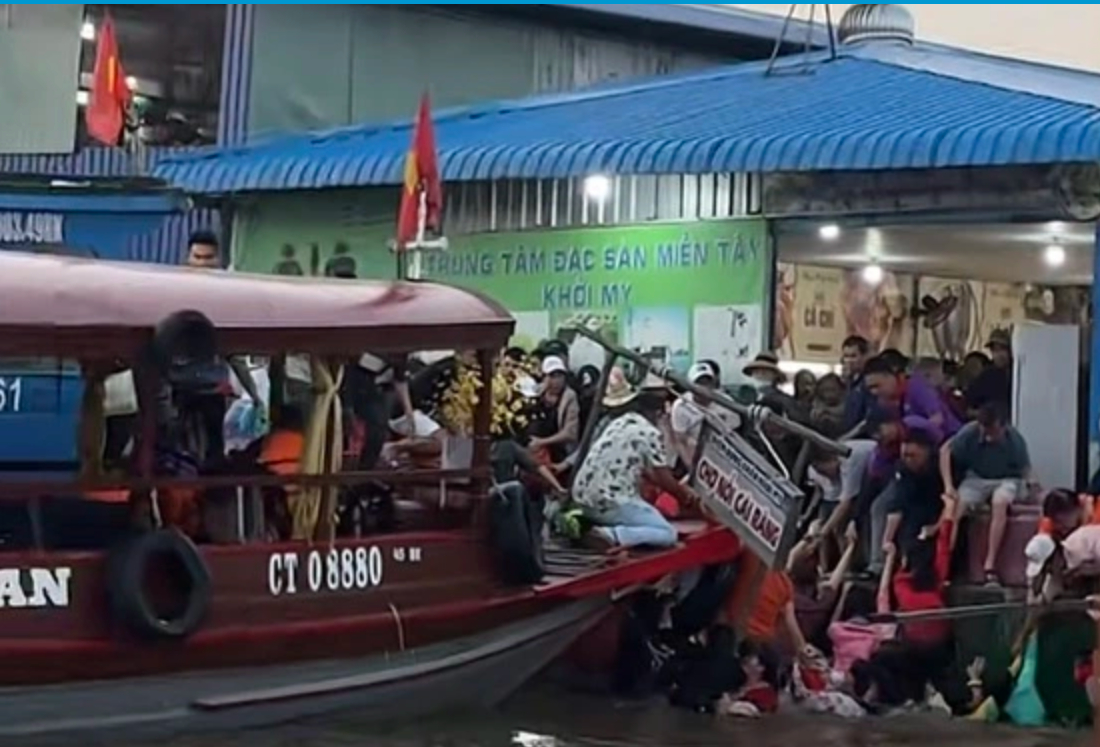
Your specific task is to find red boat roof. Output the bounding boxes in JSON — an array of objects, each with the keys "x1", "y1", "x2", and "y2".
[{"x1": 0, "y1": 251, "x2": 514, "y2": 358}]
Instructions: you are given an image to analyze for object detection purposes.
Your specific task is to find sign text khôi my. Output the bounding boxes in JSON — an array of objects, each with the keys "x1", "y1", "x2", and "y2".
[{"x1": 0, "y1": 567, "x2": 71, "y2": 608}]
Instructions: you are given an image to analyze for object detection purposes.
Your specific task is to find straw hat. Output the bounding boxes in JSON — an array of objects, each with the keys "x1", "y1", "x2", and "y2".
[
  {"x1": 602, "y1": 368, "x2": 637, "y2": 408},
  {"x1": 742, "y1": 352, "x2": 784, "y2": 380},
  {"x1": 639, "y1": 371, "x2": 670, "y2": 392}
]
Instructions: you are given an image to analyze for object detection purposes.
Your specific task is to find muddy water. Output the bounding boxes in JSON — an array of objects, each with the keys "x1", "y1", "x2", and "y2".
[{"x1": 121, "y1": 686, "x2": 1091, "y2": 747}]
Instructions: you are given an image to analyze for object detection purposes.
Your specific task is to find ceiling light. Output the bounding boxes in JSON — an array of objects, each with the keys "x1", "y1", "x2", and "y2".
[
  {"x1": 125, "y1": 76, "x2": 138, "y2": 91},
  {"x1": 861, "y1": 262, "x2": 884, "y2": 285},
  {"x1": 75, "y1": 90, "x2": 89, "y2": 106},
  {"x1": 818, "y1": 224, "x2": 841, "y2": 241},
  {"x1": 81, "y1": 21, "x2": 95, "y2": 41},
  {"x1": 583, "y1": 174, "x2": 611, "y2": 203},
  {"x1": 1043, "y1": 243, "x2": 1066, "y2": 268}
]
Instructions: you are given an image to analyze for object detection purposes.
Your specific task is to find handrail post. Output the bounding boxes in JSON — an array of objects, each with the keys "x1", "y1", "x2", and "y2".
[{"x1": 569, "y1": 350, "x2": 617, "y2": 484}]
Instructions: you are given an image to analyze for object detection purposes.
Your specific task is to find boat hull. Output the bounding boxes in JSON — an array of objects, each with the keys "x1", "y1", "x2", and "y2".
[{"x1": 0, "y1": 597, "x2": 610, "y2": 742}]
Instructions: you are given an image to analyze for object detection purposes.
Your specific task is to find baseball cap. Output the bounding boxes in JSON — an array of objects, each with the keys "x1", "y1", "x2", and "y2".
[
  {"x1": 688, "y1": 361, "x2": 717, "y2": 384},
  {"x1": 541, "y1": 356, "x2": 568, "y2": 376},
  {"x1": 1025, "y1": 533, "x2": 1057, "y2": 580}
]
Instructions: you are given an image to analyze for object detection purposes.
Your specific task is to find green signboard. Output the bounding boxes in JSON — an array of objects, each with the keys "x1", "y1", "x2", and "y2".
[{"x1": 234, "y1": 194, "x2": 770, "y2": 380}]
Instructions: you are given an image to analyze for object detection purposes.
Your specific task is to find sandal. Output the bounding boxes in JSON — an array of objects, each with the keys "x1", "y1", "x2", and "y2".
[{"x1": 983, "y1": 569, "x2": 1002, "y2": 587}]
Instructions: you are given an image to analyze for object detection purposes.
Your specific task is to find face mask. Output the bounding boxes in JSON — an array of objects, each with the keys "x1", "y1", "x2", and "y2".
[{"x1": 752, "y1": 376, "x2": 773, "y2": 390}]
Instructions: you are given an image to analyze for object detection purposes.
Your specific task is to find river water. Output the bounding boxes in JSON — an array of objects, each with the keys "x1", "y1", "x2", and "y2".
[{"x1": 122, "y1": 685, "x2": 1090, "y2": 747}]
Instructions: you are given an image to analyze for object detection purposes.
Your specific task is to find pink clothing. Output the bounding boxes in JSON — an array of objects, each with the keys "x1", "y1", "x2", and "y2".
[{"x1": 827, "y1": 620, "x2": 897, "y2": 674}]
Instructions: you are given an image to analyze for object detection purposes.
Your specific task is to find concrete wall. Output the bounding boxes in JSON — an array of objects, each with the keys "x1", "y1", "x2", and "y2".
[
  {"x1": 247, "y1": 5, "x2": 731, "y2": 137},
  {"x1": 732, "y1": 4, "x2": 1100, "y2": 72}
]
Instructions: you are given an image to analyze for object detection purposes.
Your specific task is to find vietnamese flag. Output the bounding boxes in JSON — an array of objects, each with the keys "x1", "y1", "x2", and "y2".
[
  {"x1": 85, "y1": 13, "x2": 132, "y2": 146},
  {"x1": 395, "y1": 93, "x2": 443, "y2": 248}
]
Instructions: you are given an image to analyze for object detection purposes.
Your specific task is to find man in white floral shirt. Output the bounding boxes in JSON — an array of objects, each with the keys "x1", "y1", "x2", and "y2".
[{"x1": 572, "y1": 380, "x2": 697, "y2": 549}]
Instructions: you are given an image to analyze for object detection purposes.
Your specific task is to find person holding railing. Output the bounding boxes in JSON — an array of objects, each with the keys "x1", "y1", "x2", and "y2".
[{"x1": 570, "y1": 380, "x2": 695, "y2": 550}]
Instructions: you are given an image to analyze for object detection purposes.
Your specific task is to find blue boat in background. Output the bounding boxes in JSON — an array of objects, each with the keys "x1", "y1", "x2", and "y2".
[{"x1": 0, "y1": 184, "x2": 209, "y2": 468}]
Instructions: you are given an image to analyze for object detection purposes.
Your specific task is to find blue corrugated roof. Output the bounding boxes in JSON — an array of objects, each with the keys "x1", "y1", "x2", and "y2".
[{"x1": 154, "y1": 42, "x2": 1100, "y2": 195}]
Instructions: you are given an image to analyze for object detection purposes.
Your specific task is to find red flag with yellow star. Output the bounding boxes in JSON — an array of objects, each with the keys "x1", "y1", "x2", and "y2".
[
  {"x1": 395, "y1": 93, "x2": 443, "y2": 249},
  {"x1": 85, "y1": 13, "x2": 132, "y2": 146}
]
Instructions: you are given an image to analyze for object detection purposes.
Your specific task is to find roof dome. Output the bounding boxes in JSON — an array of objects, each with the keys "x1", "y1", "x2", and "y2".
[{"x1": 837, "y1": 4, "x2": 916, "y2": 46}]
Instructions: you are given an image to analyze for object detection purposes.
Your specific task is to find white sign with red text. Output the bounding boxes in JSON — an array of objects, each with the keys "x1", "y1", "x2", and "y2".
[{"x1": 691, "y1": 424, "x2": 802, "y2": 569}]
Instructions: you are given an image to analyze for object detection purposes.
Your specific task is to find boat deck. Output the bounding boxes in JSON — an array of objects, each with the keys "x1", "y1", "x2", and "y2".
[{"x1": 533, "y1": 521, "x2": 731, "y2": 599}]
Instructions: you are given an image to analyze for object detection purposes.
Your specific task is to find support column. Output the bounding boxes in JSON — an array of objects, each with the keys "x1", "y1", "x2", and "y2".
[{"x1": 1089, "y1": 223, "x2": 1100, "y2": 481}]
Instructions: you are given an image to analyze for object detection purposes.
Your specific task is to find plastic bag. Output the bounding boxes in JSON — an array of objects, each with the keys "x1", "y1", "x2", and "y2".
[{"x1": 224, "y1": 397, "x2": 270, "y2": 453}]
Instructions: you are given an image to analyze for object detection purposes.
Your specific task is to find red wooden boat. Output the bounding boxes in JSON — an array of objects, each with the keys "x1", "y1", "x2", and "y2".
[{"x1": 0, "y1": 252, "x2": 743, "y2": 741}]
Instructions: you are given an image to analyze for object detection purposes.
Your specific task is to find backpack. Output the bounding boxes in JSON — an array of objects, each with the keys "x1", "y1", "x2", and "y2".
[{"x1": 487, "y1": 481, "x2": 545, "y2": 585}]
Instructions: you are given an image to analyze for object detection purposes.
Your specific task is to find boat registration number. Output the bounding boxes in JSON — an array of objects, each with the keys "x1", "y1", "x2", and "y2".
[{"x1": 267, "y1": 546, "x2": 420, "y2": 597}]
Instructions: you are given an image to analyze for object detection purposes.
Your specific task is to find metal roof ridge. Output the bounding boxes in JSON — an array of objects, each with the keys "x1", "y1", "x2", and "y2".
[{"x1": 850, "y1": 41, "x2": 1100, "y2": 110}]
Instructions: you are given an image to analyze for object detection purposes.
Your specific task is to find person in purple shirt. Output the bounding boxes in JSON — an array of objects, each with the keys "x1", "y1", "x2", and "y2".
[
  {"x1": 853, "y1": 407, "x2": 948, "y2": 576},
  {"x1": 863, "y1": 355, "x2": 961, "y2": 442}
]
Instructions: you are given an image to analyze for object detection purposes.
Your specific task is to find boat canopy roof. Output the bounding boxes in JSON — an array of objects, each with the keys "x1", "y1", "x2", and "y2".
[{"x1": 0, "y1": 251, "x2": 514, "y2": 359}]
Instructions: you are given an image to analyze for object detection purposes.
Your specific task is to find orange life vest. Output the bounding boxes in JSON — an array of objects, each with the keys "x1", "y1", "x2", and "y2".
[{"x1": 260, "y1": 430, "x2": 305, "y2": 476}]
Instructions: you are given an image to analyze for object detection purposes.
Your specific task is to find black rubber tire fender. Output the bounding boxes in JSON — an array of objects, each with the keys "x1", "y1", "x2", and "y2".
[{"x1": 106, "y1": 528, "x2": 211, "y2": 641}]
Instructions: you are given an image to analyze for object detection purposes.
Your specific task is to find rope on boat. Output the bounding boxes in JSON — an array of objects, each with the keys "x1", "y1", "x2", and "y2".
[
  {"x1": 867, "y1": 596, "x2": 1099, "y2": 624},
  {"x1": 388, "y1": 602, "x2": 407, "y2": 651}
]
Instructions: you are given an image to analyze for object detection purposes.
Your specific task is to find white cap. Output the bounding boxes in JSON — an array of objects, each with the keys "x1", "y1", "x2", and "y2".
[
  {"x1": 1025, "y1": 533, "x2": 1057, "y2": 580},
  {"x1": 688, "y1": 361, "x2": 717, "y2": 384},
  {"x1": 541, "y1": 356, "x2": 567, "y2": 376}
]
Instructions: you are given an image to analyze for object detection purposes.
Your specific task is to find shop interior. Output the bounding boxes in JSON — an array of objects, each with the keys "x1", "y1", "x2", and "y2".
[{"x1": 772, "y1": 219, "x2": 1097, "y2": 487}]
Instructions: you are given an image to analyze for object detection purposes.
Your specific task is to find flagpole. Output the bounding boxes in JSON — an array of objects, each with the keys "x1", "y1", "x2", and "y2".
[
  {"x1": 393, "y1": 92, "x2": 446, "y2": 282},
  {"x1": 395, "y1": 187, "x2": 448, "y2": 282},
  {"x1": 407, "y1": 190, "x2": 427, "y2": 281}
]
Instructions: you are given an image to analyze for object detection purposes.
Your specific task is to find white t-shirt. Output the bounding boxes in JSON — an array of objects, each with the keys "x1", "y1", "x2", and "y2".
[
  {"x1": 670, "y1": 394, "x2": 741, "y2": 440},
  {"x1": 808, "y1": 439, "x2": 876, "y2": 504},
  {"x1": 573, "y1": 413, "x2": 670, "y2": 512},
  {"x1": 1063, "y1": 524, "x2": 1100, "y2": 572}
]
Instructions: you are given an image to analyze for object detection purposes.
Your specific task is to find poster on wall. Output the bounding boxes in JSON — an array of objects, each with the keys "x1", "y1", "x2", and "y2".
[
  {"x1": 774, "y1": 262, "x2": 915, "y2": 365},
  {"x1": 916, "y1": 277, "x2": 1091, "y2": 360},
  {"x1": 693, "y1": 305, "x2": 764, "y2": 384},
  {"x1": 234, "y1": 199, "x2": 770, "y2": 383}
]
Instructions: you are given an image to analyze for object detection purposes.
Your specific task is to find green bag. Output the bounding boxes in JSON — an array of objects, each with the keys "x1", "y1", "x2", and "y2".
[{"x1": 1004, "y1": 635, "x2": 1047, "y2": 727}]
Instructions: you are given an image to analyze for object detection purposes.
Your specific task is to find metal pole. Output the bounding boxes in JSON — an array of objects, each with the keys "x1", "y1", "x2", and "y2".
[
  {"x1": 395, "y1": 187, "x2": 448, "y2": 282},
  {"x1": 569, "y1": 351, "x2": 618, "y2": 482},
  {"x1": 868, "y1": 597, "x2": 1096, "y2": 624},
  {"x1": 566, "y1": 326, "x2": 850, "y2": 458}
]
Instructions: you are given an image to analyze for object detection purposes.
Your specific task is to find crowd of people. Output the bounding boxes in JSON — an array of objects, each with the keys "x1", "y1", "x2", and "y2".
[
  {"x1": 595, "y1": 331, "x2": 1098, "y2": 725},
  {"x1": 93, "y1": 230, "x2": 1095, "y2": 724}
]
